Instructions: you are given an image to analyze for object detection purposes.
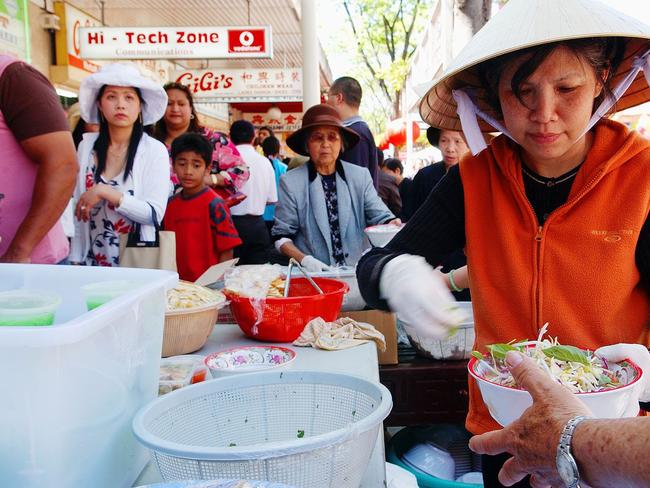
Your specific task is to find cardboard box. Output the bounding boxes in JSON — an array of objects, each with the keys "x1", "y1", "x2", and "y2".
[{"x1": 339, "y1": 309, "x2": 398, "y2": 365}]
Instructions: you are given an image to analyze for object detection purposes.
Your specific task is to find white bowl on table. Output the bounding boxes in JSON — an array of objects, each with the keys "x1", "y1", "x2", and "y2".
[
  {"x1": 204, "y1": 345, "x2": 296, "y2": 377},
  {"x1": 364, "y1": 223, "x2": 404, "y2": 247},
  {"x1": 468, "y1": 355, "x2": 643, "y2": 426}
]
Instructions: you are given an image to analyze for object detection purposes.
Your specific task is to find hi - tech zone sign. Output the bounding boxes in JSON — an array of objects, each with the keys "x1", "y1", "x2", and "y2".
[{"x1": 79, "y1": 25, "x2": 272, "y2": 59}]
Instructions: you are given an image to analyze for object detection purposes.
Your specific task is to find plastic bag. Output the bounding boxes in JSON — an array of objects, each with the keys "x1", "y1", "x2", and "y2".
[{"x1": 224, "y1": 265, "x2": 283, "y2": 335}]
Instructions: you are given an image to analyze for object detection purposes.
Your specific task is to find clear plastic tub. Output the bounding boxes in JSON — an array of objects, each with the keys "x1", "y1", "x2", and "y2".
[
  {"x1": 0, "y1": 263, "x2": 177, "y2": 488},
  {"x1": 0, "y1": 290, "x2": 61, "y2": 326},
  {"x1": 81, "y1": 279, "x2": 141, "y2": 310},
  {"x1": 159, "y1": 355, "x2": 210, "y2": 395}
]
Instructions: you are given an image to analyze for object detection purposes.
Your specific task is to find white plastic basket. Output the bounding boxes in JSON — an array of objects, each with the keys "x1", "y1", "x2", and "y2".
[
  {"x1": 0, "y1": 263, "x2": 177, "y2": 488},
  {"x1": 133, "y1": 371, "x2": 392, "y2": 487}
]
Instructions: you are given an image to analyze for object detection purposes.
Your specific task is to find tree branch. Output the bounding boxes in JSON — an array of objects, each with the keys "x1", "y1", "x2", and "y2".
[
  {"x1": 382, "y1": 15, "x2": 395, "y2": 61},
  {"x1": 343, "y1": 0, "x2": 392, "y2": 102},
  {"x1": 401, "y1": 0, "x2": 422, "y2": 60}
]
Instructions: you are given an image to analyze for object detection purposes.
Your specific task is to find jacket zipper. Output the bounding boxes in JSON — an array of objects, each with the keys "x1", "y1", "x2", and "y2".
[
  {"x1": 534, "y1": 225, "x2": 543, "y2": 330},
  {"x1": 521, "y1": 169, "x2": 604, "y2": 335}
]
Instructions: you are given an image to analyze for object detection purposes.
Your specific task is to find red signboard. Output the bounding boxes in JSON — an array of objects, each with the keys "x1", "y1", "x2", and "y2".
[{"x1": 228, "y1": 29, "x2": 266, "y2": 54}]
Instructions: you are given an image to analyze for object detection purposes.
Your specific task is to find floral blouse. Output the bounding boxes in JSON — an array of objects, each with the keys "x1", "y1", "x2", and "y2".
[
  {"x1": 168, "y1": 128, "x2": 250, "y2": 195},
  {"x1": 321, "y1": 173, "x2": 346, "y2": 266},
  {"x1": 84, "y1": 160, "x2": 134, "y2": 267}
]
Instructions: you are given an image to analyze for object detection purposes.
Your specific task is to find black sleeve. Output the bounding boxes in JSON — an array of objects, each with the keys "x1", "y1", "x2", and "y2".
[
  {"x1": 405, "y1": 169, "x2": 425, "y2": 219},
  {"x1": 636, "y1": 213, "x2": 650, "y2": 294},
  {"x1": 357, "y1": 164, "x2": 466, "y2": 309}
]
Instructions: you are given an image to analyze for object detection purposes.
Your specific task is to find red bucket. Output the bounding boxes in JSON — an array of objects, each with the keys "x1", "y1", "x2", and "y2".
[{"x1": 223, "y1": 277, "x2": 350, "y2": 342}]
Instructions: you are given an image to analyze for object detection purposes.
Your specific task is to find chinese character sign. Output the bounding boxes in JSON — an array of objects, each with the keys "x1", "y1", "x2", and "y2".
[
  {"x1": 172, "y1": 68, "x2": 302, "y2": 102},
  {"x1": 243, "y1": 112, "x2": 303, "y2": 132}
]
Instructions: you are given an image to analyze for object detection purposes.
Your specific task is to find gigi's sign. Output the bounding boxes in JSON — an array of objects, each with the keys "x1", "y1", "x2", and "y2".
[
  {"x1": 173, "y1": 68, "x2": 303, "y2": 102},
  {"x1": 79, "y1": 25, "x2": 272, "y2": 59}
]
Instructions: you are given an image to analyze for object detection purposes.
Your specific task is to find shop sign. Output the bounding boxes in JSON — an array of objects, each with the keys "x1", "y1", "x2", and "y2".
[
  {"x1": 57, "y1": 1, "x2": 102, "y2": 73},
  {"x1": 243, "y1": 112, "x2": 303, "y2": 133},
  {"x1": 172, "y1": 68, "x2": 302, "y2": 102},
  {"x1": 0, "y1": 0, "x2": 28, "y2": 59},
  {"x1": 79, "y1": 26, "x2": 272, "y2": 59}
]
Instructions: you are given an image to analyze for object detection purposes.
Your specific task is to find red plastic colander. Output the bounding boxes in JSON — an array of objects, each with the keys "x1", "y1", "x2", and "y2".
[{"x1": 224, "y1": 277, "x2": 350, "y2": 342}]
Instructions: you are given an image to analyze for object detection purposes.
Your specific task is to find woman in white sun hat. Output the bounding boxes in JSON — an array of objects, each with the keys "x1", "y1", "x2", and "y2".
[
  {"x1": 70, "y1": 63, "x2": 169, "y2": 266},
  {"x1": 357, "y1": 0, "x2": 650, "y2": 486}
]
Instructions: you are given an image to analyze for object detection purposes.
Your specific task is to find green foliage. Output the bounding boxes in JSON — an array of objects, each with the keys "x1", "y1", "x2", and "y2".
[{"x1": 328, "y1": 0, "x2": 434, "y2": 132}]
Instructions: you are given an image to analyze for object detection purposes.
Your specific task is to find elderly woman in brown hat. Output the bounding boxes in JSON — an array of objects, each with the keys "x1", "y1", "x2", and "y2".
[{"x1": 272, "y1": 104, "x2": 399, "y2": 272}]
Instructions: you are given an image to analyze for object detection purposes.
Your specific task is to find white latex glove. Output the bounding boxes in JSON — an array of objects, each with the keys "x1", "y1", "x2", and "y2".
[
  {"x1": 379, "y1": 254, "x2": 468, "y2": 339},
  {"x1": 596, "y1": 343, "x2": 650, "y2": 404},
  {"x1": 300, "y1": 255, "x2": 332, "y2": 273}
]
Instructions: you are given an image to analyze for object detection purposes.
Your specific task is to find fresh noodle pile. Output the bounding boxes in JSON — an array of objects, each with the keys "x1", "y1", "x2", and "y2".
[
  {"x1": 472, "y1": 324, "x2": 636, "y2": 393},
  {"x1": 167, "y1": 281, "x2": 224, "y2": 311}
]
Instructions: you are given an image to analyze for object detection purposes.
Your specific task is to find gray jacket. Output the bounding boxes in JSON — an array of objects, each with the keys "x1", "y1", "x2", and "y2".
[{"x1": 272, "y1": 160, "x2": 394, "y2": 265}]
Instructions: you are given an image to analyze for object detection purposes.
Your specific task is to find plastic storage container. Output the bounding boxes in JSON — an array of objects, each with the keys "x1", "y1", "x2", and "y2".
[
  {"x1": 159, "y1": 355, "x2": 210, "y2": 395},
  {"x1": 0, "y1": 290, "x2": 61, "y2": 325},
  {"x1": 81, "y1": 279, "x2": 140, "y2": 310},
  {"x1": 387, "y1": 425, "x2": 483, "y2": 488},
  {"x1": 0, "y1": 264, "x2": 177, "y2": 488}
]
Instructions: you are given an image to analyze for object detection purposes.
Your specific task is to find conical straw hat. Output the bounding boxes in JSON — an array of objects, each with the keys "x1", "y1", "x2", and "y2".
[{"x1": 419, "y1": 0, "x2": 650, "y2": 132}]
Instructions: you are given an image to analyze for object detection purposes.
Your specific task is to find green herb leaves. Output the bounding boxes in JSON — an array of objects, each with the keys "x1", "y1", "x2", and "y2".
[
  {"x1": 542, "y1": 345, "x2": 589, "y2": 366},
  {"x1": 487, "y1": 343, "x2": 518, "y2": 360}
]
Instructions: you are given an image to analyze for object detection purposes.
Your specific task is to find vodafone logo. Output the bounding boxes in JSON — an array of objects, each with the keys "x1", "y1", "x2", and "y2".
[
  {"x1": 228, "y1": 28, "x2": 267, "y2": 54},
  {"x1": 239, "y1": 31, "x2": 254, "y2": 47}
]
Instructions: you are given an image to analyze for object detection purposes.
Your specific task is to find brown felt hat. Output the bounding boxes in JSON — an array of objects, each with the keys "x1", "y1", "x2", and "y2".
[{"x1": 286, "y1": 104, "x2": 360, "y2": 156}]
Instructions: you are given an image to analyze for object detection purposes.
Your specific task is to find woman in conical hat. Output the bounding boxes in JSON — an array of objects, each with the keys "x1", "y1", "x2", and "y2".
[{"x1": 357, "y1": 1, "x2": 650, "y2": 486}]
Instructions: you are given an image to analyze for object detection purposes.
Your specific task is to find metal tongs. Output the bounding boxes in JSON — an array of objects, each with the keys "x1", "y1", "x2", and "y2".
[{"x1": 284, "y1": 258, "x2": 324, "y2": 297}]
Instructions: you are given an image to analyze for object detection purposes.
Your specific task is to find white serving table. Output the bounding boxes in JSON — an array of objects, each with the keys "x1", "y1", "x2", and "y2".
[{"x1": 134, "y1": 323, "x2": 387, "y2": 487}]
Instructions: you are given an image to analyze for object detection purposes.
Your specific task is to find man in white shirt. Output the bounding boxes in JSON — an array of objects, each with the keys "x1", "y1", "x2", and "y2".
[{"x1": 229, "y1": 120, "x2": 277, "y2": 264}]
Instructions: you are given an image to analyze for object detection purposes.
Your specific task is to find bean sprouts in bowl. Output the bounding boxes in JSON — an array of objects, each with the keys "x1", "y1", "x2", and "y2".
[{"x1": 468, "y1": 325, "x2": 643, "y2": 426}]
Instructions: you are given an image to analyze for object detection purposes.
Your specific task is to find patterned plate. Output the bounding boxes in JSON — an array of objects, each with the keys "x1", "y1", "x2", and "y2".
[{"x1": 204, "y1": 346, "x2": 296, "y2": 374}]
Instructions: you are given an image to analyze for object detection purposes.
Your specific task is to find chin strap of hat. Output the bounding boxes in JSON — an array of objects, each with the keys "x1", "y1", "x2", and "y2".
[
  {"x1": 452, "y1": 89, "x2": 514, "y2": 156},
  {"x1": 579, "y1": 48, "x2": 650, "y2": 138},
  {"x1": 453, "y1": 48, "x2": 650, "y2": 156}
]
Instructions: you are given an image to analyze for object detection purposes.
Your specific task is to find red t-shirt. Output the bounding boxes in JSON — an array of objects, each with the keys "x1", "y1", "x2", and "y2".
[{"x1": 163, "y1": 188, "x2": 242, "y2": 281}]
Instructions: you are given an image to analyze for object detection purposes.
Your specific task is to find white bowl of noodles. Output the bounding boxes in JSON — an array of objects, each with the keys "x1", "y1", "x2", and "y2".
[
  {"x1": 468, "y1": 331, "x2": 643, "y2": 426},
  {"x1": 364, "y1": 223, "x2": 403, "y2": 247}
]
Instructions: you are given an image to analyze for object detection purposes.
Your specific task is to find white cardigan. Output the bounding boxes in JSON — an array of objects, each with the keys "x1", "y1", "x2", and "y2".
[{"x1": 70, "y1": 132, "x2": 170, "y2": 263}]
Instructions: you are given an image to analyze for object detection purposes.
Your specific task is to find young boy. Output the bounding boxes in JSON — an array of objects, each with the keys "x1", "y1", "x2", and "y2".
[{"x1": 163, "y1": 133, "x2": 242, "y2": 282}]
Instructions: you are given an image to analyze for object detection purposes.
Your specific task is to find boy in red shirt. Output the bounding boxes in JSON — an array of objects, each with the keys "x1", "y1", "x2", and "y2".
[{"x1": 163, "y1": 133, "x2": 241, "y2": 281}]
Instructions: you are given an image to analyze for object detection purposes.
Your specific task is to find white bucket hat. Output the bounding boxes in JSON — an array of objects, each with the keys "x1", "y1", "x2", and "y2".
[
  {"x1": 79, "y1": 63, "x2": 168, "y2": 125},
  {"x1": 419, "y1": 0, "x2": 650, "y2": 154}
]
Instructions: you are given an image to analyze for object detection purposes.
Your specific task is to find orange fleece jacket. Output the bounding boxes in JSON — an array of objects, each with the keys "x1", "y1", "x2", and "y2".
[{"x1": 460, "y1": 119, "x2": 650, "y2": 435}]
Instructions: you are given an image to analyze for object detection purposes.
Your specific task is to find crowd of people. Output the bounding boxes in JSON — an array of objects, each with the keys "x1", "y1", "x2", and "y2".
[{"x1": 0, "y1": 61, "x2": 416, "y2": 284}]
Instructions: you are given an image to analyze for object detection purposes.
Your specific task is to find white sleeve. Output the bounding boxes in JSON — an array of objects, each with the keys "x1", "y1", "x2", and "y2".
[
  {"x1": 274, "y1": 237, "x2": 292, "y2": 252},
  {"x1": 116, "y1": 140, "x2": 170, "y2": 226},
  {"x1": 69, "y1": 140, "x2": 90, "y2": 262}
]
